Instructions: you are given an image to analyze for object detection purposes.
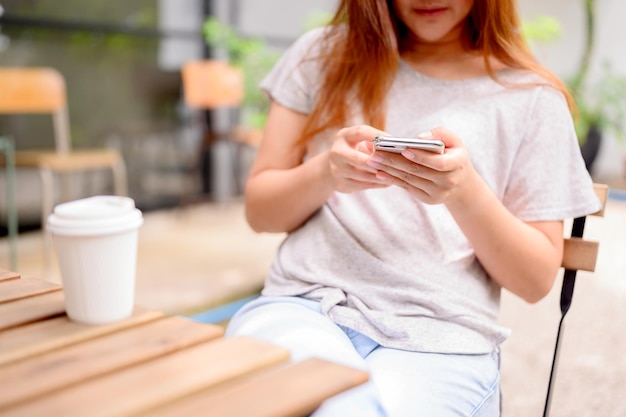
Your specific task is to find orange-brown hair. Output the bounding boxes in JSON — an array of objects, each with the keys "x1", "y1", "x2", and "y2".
[{"x1": 300, "y1": 0, "x2": 574, "y2": 143}]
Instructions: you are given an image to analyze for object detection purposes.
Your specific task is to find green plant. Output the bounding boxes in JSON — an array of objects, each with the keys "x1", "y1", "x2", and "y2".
[
  {"x1": 566, "y1": 0, "x2": 626, "y2": 144},
  {"x1": 523, "y1": 4, "x2": 626, "y2": 146},
  {"x1": 302, "y1": 10, "x2": 333, "y2": 31},
  {"x1": 202, "y1": 16, "x2": 280, "y2": 129},
  {"x1": 522, "y1": 15, "x2": 562, "y2": 47},
  {"x1": 573, "y1": 62, "x2": 626, "y2": 143}
]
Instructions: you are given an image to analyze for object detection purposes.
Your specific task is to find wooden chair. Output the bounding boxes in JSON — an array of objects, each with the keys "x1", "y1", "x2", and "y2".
[
  {"x1": 543, "y1": 183, "x2": 608, "y2": 417},
  {"x1": 0, "y1": 67, "x2": 128, "y2": 273},
  {"x1": 181, "y1": 60, "x2": 260, "y2": 200},
  {"x1": 182, "y1": 60, "x2": 244, "y2": 110}
]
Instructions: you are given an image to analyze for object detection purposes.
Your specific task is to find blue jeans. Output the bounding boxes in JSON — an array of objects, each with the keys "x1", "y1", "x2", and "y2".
[{"x1": 225, "y1": 296, "x2": 500, "y2": 417}]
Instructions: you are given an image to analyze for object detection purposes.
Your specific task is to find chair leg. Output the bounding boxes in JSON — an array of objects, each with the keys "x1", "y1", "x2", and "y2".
[
  {"x1": 0, "y1": 136, "x2": 18, "y2": 271},
  {"x1": 39, "y1": 167, "x2": 55, "y2": 278},
  {"x1": 112, "y1": 157, "x2": 128, "y2": 197}
]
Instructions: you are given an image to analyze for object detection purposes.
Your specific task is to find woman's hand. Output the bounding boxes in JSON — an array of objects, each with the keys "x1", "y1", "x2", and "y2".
[
  {"x1": 366, "y1": 126, "x2": 564, "y2": 302},
  {"x1": 366, "y1": 127, "x2": 478, "y2": 206},
  {"x1": 327, "y1": 125, "x2": 392, "y2": 193},
  {"x1": 245, "y1": 102, "x2": 392, "y2": 233}
]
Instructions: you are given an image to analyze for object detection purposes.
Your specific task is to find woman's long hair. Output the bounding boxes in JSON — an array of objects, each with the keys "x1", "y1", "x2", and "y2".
[{"x1": 299, "y1": 0, "x2": 574, "y2": 143}]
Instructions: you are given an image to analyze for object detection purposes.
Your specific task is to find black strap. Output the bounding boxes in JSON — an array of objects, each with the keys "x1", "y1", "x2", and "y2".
[{"x1": 543, "y1": 216, "x2": 587, "y2": 417}]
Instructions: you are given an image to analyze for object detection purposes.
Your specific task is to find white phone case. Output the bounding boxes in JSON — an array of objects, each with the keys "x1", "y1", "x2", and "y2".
[{"x1": 373, "y1": 136, "x2": 445, "y2": 154}]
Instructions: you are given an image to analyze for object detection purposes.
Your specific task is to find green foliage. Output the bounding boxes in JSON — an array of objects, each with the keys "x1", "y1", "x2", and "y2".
[
  {"x1": 302, "y1": 10, "x2": 333, "y2": 31},
  {"x1": 573, "y1": 62, "x2": 626, "y2": 143},
  {"x1": 202, "y1": 16, "x2": 280, "y2": 129},
  {"x1": 567, "y1": 0, "x2": 626, "y2": 144},
  {"x1": 203, "y1": 17, "x2": 265, "y2": 68},
  {"x1": 522, "y1": 15, "x2": 562, "y2": 46},
  {"x1": 523, "y1": 7, "x2": 626, "y2": 145}
]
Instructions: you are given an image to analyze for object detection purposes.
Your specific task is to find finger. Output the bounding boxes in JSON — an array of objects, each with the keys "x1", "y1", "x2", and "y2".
[
  {"x1": 339, "y1": 125, "x2": 389, "y2": 147},
  {"x1": 345, "y1": 179, "x2": 390, "y2": 192},
  {"x1": 400, "y1": 149, "x2": 450, "y2": 172},
  {"x1": 419, "y1": 126, "x2": 463, "y2": 149},
  {"x1": 348, "y1": 168, "x2": 390, "y2": 185},
  {"x1": 355, "y1": 140, "x2": 375, "y2": 154},
  {"x1": 369, "y1": 150, "x2": 440, "y2": 178},
  {"x1": 350, "y1": 145, "x2": 382, "y2": 173},
  {"x1": 375, "y1": 169, "x2": 435, "y2": 197},
  {"x1": 331, "y1": 155, "x2": 387, "y2": 183},
  {"x1": 375, "y1": 162, "x2": 435, "y2": 186}
]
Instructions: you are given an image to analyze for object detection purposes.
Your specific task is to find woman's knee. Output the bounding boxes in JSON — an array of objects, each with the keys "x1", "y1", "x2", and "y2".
[{"x1": 226, "y1": 297, "x2": 367, "y2": 369}]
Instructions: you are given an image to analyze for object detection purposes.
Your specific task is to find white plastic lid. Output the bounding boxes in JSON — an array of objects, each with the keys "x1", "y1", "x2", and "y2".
[{"x1": 47, "y1": 196, "x2": 143, "y2": 236}]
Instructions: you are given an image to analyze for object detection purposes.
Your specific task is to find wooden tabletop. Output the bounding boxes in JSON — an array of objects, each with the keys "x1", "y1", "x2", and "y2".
[{"x1": 0, "y1": 269, "x2": 369, "y2": 417}]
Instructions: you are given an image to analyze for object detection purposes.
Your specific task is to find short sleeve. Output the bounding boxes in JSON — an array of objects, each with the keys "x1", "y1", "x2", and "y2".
[
  {"x1": 259, "y1": 27, "x2": 327, "y2": 115},
  {"x1": 502, "y1": 86, "x2": 602, "y2": 220}
]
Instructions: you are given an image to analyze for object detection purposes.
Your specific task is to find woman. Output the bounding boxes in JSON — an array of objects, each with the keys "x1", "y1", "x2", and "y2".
[{"x1": 226, "y1": 1, "x2": 601, "y2": 416}]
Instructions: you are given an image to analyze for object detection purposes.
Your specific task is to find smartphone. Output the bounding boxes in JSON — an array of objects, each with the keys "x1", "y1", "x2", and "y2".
[{"x1": 373, "y1": 136, "x2": 445, "y2": 154}]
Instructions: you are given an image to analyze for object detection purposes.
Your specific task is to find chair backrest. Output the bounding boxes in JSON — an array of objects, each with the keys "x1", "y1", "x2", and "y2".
[
  {"x1": 543, "y1": 182, "x2": 608, "y2": 417},
  {"x1": 181, "y1": 60, "x2": 244, "y2": 110},
  {"x1": 0, "y1": 67, "x2": 71, "y2": 154},
  {"x1": 560, "y1": 184, "x2": 608, "y2": 272}
]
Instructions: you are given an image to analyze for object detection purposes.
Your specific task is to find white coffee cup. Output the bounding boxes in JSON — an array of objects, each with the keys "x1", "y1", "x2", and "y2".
[{"x1": 47, "y1": 196, "x2": 144, "y2": 325}]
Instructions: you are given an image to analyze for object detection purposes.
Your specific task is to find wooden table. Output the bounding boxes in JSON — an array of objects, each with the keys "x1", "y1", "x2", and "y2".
[{"x1": 0, "y1": 269, "x2": 369, "y2": 417}]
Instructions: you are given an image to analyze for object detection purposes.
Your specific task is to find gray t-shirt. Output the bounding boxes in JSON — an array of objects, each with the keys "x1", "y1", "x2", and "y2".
[{"x1": 258, "y1": 28, "x2": 602, "y2": 354}]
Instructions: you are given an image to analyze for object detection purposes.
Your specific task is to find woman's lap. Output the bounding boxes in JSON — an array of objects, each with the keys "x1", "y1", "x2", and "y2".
[
  {"x1": 366, "y1": 346, "x2": 500, "y2": 416},
  {"x1": 225, "y1": 296, "x2": 500, "y2": 417}
]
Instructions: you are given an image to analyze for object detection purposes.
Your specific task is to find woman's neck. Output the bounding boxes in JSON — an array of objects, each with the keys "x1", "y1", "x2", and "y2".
[
  {"x1": 400, "y1": 42, "x2": 491, "y2": 80},
  {"x1": 398, "y1": 35, "x2": 503, "y2": 80}
]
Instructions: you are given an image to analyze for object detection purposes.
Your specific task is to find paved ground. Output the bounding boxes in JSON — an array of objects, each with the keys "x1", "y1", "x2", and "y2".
[{"x1": 3, "y1": 191, "x2": 625, "y2": 417}]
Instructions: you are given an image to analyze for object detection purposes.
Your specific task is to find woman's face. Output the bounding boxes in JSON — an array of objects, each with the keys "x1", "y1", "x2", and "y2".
[{"x1": 391, "y1": 0, "x2": 474, "y2": 45}]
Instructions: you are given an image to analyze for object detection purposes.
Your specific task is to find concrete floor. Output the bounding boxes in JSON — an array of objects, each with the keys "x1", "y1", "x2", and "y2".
[{"x1": 2, "y1": 190, "x2": 625, "y2": 417}]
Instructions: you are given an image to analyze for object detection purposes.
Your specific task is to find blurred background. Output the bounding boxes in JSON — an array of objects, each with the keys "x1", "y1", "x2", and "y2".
[{"x1": 0, "y1": 0, "x2": 337, "y2": 228}]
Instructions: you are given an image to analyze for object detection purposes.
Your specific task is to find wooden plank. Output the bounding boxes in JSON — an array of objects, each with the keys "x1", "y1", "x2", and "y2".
[
  {"x1": 562, "y1": 237, "x2": 599, "y2": 272},
  {"x1": 2, "y1": 336, "x2": 290, "y2": 417},
  {"x1": 140, "y1": 357, "x2": 370, "y2": 417},
  {"x1": 592, "y1": 183, "x2": 609, "y2": 217},
  {"x1": 0, "y1": 269, "x2": 20, "y2": 282},
  {"x1": 0, "y1": 306, "x2": 163, "y2": 366},
  {"x1": 16, "y1": 150, "x2": 121, "y2": 171},
  {"x1": 0, "y1": 277, "x2": 62, "y2": 304},
  {"x1": 0, "y1": 291, "x2": 65, "y2": 331},
  {"x1": 0, "y1": 316, "x2": 224, "y2": 409}
]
